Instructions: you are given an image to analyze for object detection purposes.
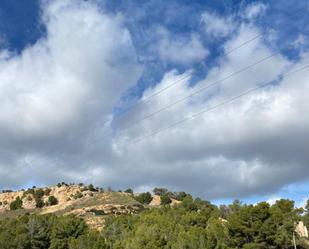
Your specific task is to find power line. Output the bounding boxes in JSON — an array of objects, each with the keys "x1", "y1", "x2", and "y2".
[
  {"x1": 77, "y1": 7, "x2": 306, "y2": 141},
  {"x1": 128, "y1": 63, "x2": 309, "y2": 145},
  {"x1": 99, "y1": 7, "x2": 305, "y2": 128},
  {"x1": 93, "y1": 31, "x2": 262, "y2": 129},
  {"x1": 105, "y1": 51, "x2": 279, "y2": 138},
  {"x1": 75, "y1": 32, "x2": 263, "y2": 141}
]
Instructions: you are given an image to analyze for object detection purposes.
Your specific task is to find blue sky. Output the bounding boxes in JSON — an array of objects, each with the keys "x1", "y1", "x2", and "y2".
[{"x1": 0, "y1": 0, "x2": 308, "y2": 206}]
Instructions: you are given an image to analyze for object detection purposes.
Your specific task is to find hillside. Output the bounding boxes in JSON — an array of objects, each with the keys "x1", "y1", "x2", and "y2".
[
  {"x1": 0, "y1": 184, "x2": 148, "y2": 230},
  {"x1": 1, "y1": 184, "x2": 309, "y2": 249}
]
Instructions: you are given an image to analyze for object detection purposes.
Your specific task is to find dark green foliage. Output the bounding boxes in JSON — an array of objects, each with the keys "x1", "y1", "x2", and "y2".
[
  {"x1": 73, "y1": 191, "x2": 83, "y2": 199},
  {"x1": 49, "y1": 215, "x2": 87, "y2": 249},
  {"x1": 124, "y1": 188, "x2": 133, "y2": 194},
  {"x1": 153, "y1": 187, "x2": 168, "y2": 196},
  {"x1": 160, "y1": 194, "x2": 172, "y2": 205},
  {"x1": 35, "y1": 198, "x2": 45, "y2": 208},
  {"x1": 88, "y1": 184, "x2": 97, "y2": 192},
  {"x1": 10, "y1": 196, "x2": 23, "y2": 210},
  {"x1": 89, "y1": 209, "x2": 106, "y2": 216},
  {"x1": 0, "y1": 191, "x2": 308, "y2": 249},
  {"x1": 32, "y1": 189, "x2": 46, "y2": 208},
  {"x1": 0, "y1": 214, "x2": 95, "y2": 249},
  {"x1": 173, "y1": 191, "x2": 189, "y2": 201},
  {"x1": 34, "y1": 189, "x2": 45, "y2": 199},
  {"x1": 68, "y1": 231, "x2": 107, "y2": 249},
  {"x1": 134, "y1": 192, "x2": 153, "y2": 204},
  {"x1": 47, "y1": 196, "x2": 58, "y2": 206}
]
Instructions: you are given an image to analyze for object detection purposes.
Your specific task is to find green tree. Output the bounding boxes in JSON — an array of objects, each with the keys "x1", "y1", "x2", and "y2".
[
  {"x1": 124, "y1": 188, "x2": 133, "y2": 194},
  {"x1": 68, "y1": 231, "x2": 106, "y2": 249},
  {"x1": 134, "y1": 192, "x2": 153, "y2": 204},
  {"x1": 10, "y1": 196, "x2": 23, "y2": 210},
  {"x1": 160, "y1": 194, "x2": 172, "y2": 205},
  {"x1": 50, "y1": 215, "x2": 87, "y2": 249},
  {"x1": 48, "y1": 196, "x2": 58, "y2": 206},
  {"x1": 153, "y1": 187, "x2": 168, "y2": 196}
]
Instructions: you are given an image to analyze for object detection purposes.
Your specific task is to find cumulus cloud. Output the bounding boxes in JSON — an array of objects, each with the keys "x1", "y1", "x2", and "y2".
[
  {"x1": 0, "y1": 0, "x2": 140, "y2": 187},
  {"x1": 157, "y1": 28, "x2": 208, "y2": 64},
  {"x1": 0, "y1": 0, "x2": 308, "y2": 201},
  {"x1": 109, "y1": 23, "x2": 309, "y2": 199}
]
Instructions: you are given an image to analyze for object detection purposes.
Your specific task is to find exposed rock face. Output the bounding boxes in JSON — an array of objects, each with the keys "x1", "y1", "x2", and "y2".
[
  {"x1": 0, "y1": 185, "x2": 96, "y2": 211},
  {"x1": 149, "y1": 195, "x2": 161, "y2": 206},
  {"x1": 296, "y1": 221, "x2": 309, "y2": 238}
]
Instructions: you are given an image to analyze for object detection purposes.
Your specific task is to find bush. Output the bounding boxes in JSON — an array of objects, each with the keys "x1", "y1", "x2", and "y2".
[
  {"x1": 153, "y1": 187, "x2": 168, "y2": 196},
  {"x1": 88, "y1": 184, "x2": 98, "y2": 192},
  {"x1": 174, "y1": 191, "x2": 189, "y2": 201},
  {"x1": 134, "y1": 192, "x2": 153, "y2": 205},
  {"x1": 73, "y1": 191, "x2": 83, "y2": 199},
  {"x1": 160, "y1": 194, "x2": 172, "y2": 205},
  {"x1": 35, "y1": 198, "x2": 45, "y2": 208},
  {"x1": 10, "y1": 196, "x2": 23, "y2": 210},
  {"x1": 48, "y1": 196, "x2": 58, "y2": 206},
  {"x1": 34, "y1": 189, "x2": 45, "y2": 199},
  {"x1": 124, "y1": 188, "x2": 133, "y2": 194}
]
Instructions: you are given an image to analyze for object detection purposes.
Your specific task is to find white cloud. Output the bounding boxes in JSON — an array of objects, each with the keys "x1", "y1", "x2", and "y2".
[
  {"x1": 0, "y1": 0, "x2": 309, "y2": 201},
  {"x1": 157, "y1": 28, "x2": 208, "y2": 64},
  {"x1": 0, "y1": 0, "x2": 140, "y2": 139},
  {"x1": 0, "y1": 0, "x2": 140, "y2": 188},
  {"x1": 243, "y1": 2, "x2": 268, "y2": 20},
  {"x1": 266, "y1": 196, "x2": 282, "y2": 206},
  {"x1": 201, "y1": 11, "x2": 235, "y2": 38},
  {"x1": 108, "y1": 24, "x2": 309, "y2": 199}
]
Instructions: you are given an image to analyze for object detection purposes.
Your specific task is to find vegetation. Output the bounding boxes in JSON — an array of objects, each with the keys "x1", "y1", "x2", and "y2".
[
  {"x1": 124, "y1": 188, "x2": 133, "y2": 194},
  {"x1": 1, "y1": 186, "x2": 309, "y2": 248},
  {"x1": 160, "y1": 194, "x2": 172, "y2": 205},
  {"x1": 47, "y1": 196, "x2": 58, "y2": 206},
  {"x1": 73, "y1": 191, "x2": 83, "y2": 199},
  {"x1": 153, "y1": 187, "x2": 168, "y2": 196},
  {"x1": 9, "y1": 196, "x2": 23, "y2": 210},
  {"x1": 134, "y1": 192, "x2": 153, "y2": 204}
]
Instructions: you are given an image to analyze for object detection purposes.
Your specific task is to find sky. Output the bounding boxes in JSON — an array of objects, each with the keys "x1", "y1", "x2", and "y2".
[{"x1": 0, "y1": 0, "x2": 309, "y2": 205}]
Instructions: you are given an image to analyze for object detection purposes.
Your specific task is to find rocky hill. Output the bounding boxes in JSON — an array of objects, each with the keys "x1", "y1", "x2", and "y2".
[
  {"x1": 0, "y1": 184, "x2": 146, "y2": 230},
  {"x1": 0, "y1": 184, "x2": 184, "y2": 231}
]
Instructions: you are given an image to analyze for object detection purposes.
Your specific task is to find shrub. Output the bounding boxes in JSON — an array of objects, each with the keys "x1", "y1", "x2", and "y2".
[
  {"x1": 124, "y1": 188, "x2": 133, "y2": 194},
  {"x1": 88, "y1": 184, "x2": 97, "y2": 192},
  {"x1": 34, "y1": 189, "x2": 45, "y2": 199},
  {"x1": 90, "y1": 209, "x2": 106, "y2": 216},
  {"x1": 160, "y1": 194, "x2": 172, "y2": 205},
  {"x1": 48, "y1": 196, "x2": 58, "y2": 206},
  {"x1": 10, "y1": 196, "x2": 23, "y2": 210},
  {"x1": 134, "y1": 192, "x2": 153, "y2": 205},
  {"x1": 73, "y1": 191, "x2": 83, "y2": 199},
  {"x1": 153, "y1": 187, "x2": 168, "y2": 196},
  {"x1": 35, "y1": 198, "x2": 45, "y2": 208},
  {"x1": 174, "y1": 191, "x2": 189, "y2": 201}
]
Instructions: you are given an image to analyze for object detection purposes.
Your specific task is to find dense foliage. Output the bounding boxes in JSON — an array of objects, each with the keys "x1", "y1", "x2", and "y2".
[
  {"x1": 134, "y1": 192, "x2": 153, "y2": 204},
  {"x1": 1, "y1": 193, "x2": 309, "y2": 248}
]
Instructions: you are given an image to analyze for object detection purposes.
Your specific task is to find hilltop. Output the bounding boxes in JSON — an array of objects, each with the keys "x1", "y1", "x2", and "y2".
[
  {"x1": 0, "y1": 184, "x2": 309, "y2": 248},
  {"x1": 0, "y1": 183, "x2": 181, "y2": 230},
  {"x1": 0, "y1": 183, "x2": 142, "y2": 229}
]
